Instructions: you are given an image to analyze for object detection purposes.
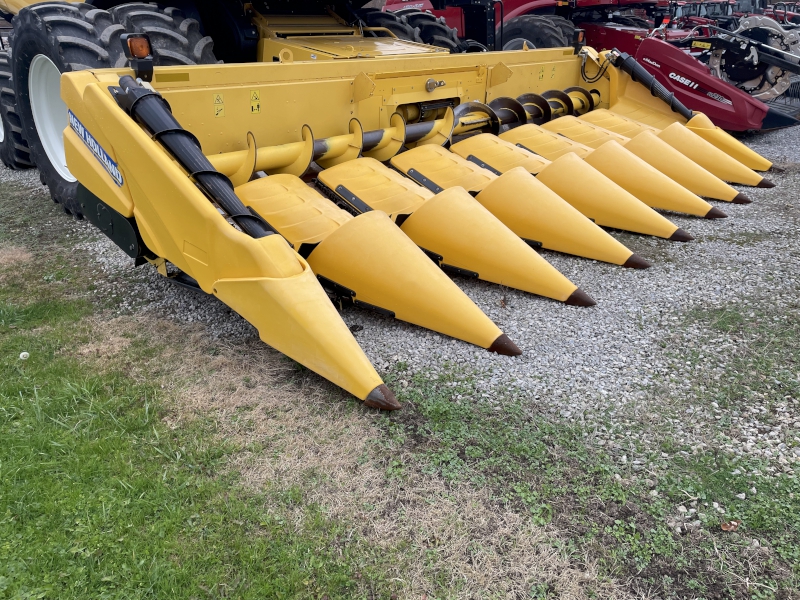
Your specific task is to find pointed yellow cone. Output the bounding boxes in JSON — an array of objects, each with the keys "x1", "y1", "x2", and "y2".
[
  {"x1": 237, "y1": 174, "x2": 513, "y2": 354},
  {"x1": 212, "y1": 237, "x2": 394, "y2": 406},
  {"x1": 685, "y1": 113, "x2": 772, "y2": 172},
  {"x1": 400, "y1": 187, "x2": 587, "y2": 303},
  {"x1": 499, "y1": 124, "x2": 593, "y2": 159},
  {"x1": 583, "y1": 141, "x2": 718, "y2": 218},
  {"x1": 319, "y1": 158, "x2": 588, "y2": 304},
  {"x1": 398, "y1": 140, "x2": 640, "y2": 267},
  {"x1": 309, "y1": 211, "x2": 514, "y2": 354},
  {"x1": 535, "y1": 152, "x2": 689, "y2": 240},
  {"x1": 622, "y1": 131, "x2": 746, "y2": 203},
  {"x1": 449, "y1": 135, "x2": 645, "y2": 265},
  {"x1": 475, "y1": 166, "x2": 644, "y2": 266},
  {"x1": 657, "y1": 123, "x2": 769, "y2": 187}
]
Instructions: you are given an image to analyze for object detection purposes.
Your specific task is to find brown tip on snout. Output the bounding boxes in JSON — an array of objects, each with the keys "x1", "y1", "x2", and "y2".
[
  {"x1": 732, "y1": 193, "x2": 752, "y2": 204},
  {"x1": 364, "y1": 384, "x2": 401, "y2": 410},
  {"x1": 704, "y1": 206, "x2": 728, "y2": 219},
  {"x1": 565, "y1": 288, "x2": 596, "y2": 307},
  {"x1": 756, "y1": 178, "x2": 776, "y2": 188},
  {"x1": 488, "y1": 333, "x2": 522, "y2": 356},
  {"x1": 669, "y1": 228, "x2": 694, "y2": 242},
  {"x1": 623, "y1": 253, "x2": 651, "y2": 269},
  {"x1": 769, "y1": 165, "x2": 784, "y2": 173}
]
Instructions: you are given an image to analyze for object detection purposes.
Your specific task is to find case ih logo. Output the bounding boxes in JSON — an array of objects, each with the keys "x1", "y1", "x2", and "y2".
[
  {"x1": 668, "y1": 72, "x2": 700, "y2": 90},
  {"x1": 641, "y1": 56, "x2": 661, "y2": 68}
]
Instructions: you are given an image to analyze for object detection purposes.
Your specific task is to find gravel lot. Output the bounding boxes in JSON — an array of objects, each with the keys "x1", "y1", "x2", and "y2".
[{"x1": 3, "y1": 125, "x2": 799, "y2": 479}]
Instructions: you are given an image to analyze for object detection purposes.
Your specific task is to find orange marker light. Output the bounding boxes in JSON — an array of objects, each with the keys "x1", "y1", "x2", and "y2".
[{"x1": 127, "y1": 37, "x2": 151, "y2": 59}]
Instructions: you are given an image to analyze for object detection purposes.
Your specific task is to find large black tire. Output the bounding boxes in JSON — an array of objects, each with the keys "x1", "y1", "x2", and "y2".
[
  {"x1": 358, "y1": 8, "x2": 423, "y2": 44},
  {"x1": 393, "y1": 9, "x2": 468, "y2": 53},
  {"x1": 109, "y1": 3, "x2": 217, "y2": 65},
  {"x1": 546, "y1": 15, "x2": 576, "y2": 44},
  {"x1": 0, "y1": 48, "x2": 33, "y2": 170},
  {"x1": 10, "y1": 2, "x2": 217, "y2": 218},
  {"x1": 502, "y1": 15, "x2": 568, "y2": 49},
  {"x1": 11, "y1": 3, "x2": 127, "y2": 217}
]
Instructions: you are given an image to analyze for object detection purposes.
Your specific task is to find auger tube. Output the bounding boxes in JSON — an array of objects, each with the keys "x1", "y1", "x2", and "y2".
[{"x1": 112, "y1": 76, "x2": 274, "y2": 240}]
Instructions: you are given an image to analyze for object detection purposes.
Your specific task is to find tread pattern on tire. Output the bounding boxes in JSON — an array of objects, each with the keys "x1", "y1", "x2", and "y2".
[
  {"x1": 502, "y1": 14, "x2": 568, "y2": 49},
  {"x1": 393, "y1": 9, "x2": 467, "y2": 52},
  {"x1": 0, "y1": 48, "x2": 34, "y2": 169},
  {"x1": 109, "y1": 3, "x2": 217, "y2": 65},
  {"x1": 11, "y1": 2, "x2": 127, "y2": 216},
  {"x1": 358, "y1": 9, "x2": 423, "y2": 45},
  {"x1": 546, "y1": 15, "x2": 576, "y2": 44},
  {"x1": 10, "y1": 2, "x2": 218, "y2": 218}
]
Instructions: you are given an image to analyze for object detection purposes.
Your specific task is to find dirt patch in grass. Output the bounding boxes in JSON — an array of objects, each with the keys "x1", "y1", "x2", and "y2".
[{"x1": 0, "y1": 244, "x2": 32, "y2": 267}]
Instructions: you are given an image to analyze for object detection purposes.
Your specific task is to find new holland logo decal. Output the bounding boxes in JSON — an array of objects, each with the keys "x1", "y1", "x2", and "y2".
[{"x1": 68, "y1": 111, "x2": 124, "y2": 187}]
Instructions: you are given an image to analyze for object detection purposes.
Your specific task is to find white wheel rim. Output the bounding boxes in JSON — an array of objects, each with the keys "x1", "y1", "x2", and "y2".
[
  {"x1": 0, "y1": 108, "x2": 5, "y2": 144},
  {"x1": 29, "y1": 54, "x2": 75, "y2": 182}
]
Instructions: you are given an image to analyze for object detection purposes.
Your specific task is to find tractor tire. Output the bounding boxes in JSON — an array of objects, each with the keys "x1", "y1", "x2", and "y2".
[
  {"x1": 393, "y1": 9, "x2": 468, "y2": 52},
  {"x1": 11, "y1": 2, "x2": 127, "y2": 217},
  {"x1": 10, "y1": 2, "x2": 217, "y2": 218},
  {"x1": 502, "y1": 15, "x2": 568, "y2": 50},
  {"x1": 109, "y1": 3, "x2": 218, "y2": 65},
  {"x1": 0, "y1": 49, "x2": 33, "y2": 170},
  {"x1": 358, "y1": 8, "x2": 423, "y2": 44},
  {"x1": 546, "y1": 15, "x2": 576, "y2": 44}
]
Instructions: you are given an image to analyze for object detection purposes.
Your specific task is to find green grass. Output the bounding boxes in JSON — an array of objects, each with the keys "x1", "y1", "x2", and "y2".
[
  {"x1": 0, "y1": 300, "x2": 400, "y2": 599},
  {"x1": 379, "y1": 302, "x2": 800, "y2": 599}
]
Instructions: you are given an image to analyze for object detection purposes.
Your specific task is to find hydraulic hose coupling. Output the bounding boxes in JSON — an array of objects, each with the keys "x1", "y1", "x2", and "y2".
[
  {"x1": 606, "y1": 48, "x2": 694, "y2": 120},
  {"x1": 111, "y1": 76, "x2": 275, "y2": 240}
]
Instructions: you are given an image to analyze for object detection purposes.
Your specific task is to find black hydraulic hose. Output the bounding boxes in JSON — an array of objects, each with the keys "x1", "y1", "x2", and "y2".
[
  {"x1": 112, "y1": 76, "x2": 274, "y2": 239},
  {"x1": 606, "y1": 49, "x2": 694, "y2": 120}
]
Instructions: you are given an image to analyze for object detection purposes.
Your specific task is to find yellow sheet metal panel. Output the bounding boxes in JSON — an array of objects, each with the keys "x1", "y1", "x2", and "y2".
[
  {"x1": 474, "y1": 167, "x2": 636, "y2": 266},
  {"x1": 578, "y1": 108, "x2": 658, "y2": 138},
  {"x1": 236, "y1": 174, "x2": 350, "y2": 246},
  {"x1": 307, "y1": 211, "x2": 505, "y2": 351},
  {"x1": 450, "y1": 134, "x2": 550, "y2": 174},
  {"x1": 498, "y1": 124, "x2": 593, "y2": 160},
  {"x1": 685, "y1": 113, "x2": 772, "y2": 172},
  {"x1": 657, "y1": 123, "x2": 765, "y2": 187},
  {"x1": 541, "y1": 116, "x2": 630, "y2": 149},
  {"x1": 536, "y1": 152, "x2": 683, "y2": 239},
  {"x1": 391, "y1": 144, "x2": 496, "y2": 192},
  {"x1": 583, "y1": 141, "x2": 715, "y2": 218},
  {"x1": 623, "y1": 131, "x2": 742, "y2": 202},
  {"x1": 399, "y1": 187, "x2": 580, "y2": 302},
  {"x1": 317, "y1": 157, "x2": 432, "y2": 216}
]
